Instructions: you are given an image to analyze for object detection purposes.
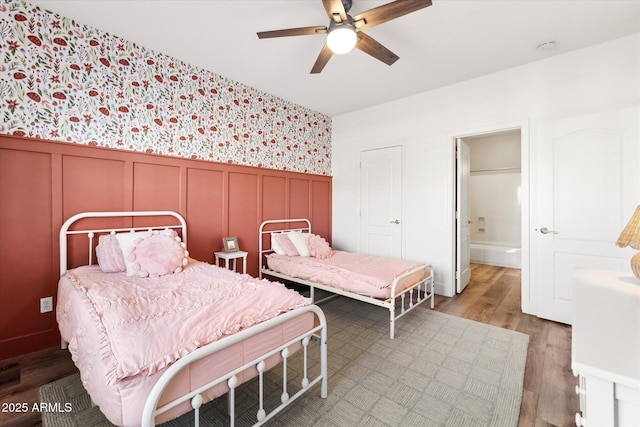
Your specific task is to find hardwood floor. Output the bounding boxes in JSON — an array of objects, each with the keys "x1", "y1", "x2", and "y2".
[
  {"x1": 0, "y1": 263, "x2": 577, "y2": 426},
  {"x1": 0, "y1": 346, "x2": 77, "y2": 426}
]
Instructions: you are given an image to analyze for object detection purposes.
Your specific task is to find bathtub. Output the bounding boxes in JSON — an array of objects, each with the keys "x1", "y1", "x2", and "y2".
[{"x1": 469, "y1": 242, "x2": 521, "y2": 269}]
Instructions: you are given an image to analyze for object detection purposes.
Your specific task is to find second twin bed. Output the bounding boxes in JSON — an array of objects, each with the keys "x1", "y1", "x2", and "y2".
[{"x1": 259, "y1": 218, "x2": 435, "y2": 339}]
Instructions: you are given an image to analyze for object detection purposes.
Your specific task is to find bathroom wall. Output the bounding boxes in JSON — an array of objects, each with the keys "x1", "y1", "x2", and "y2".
[{"x1": 465, "y1": 130, "x2": 521, "y2": 247}]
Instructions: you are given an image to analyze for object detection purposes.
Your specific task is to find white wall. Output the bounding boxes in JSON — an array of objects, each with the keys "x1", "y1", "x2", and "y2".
[
  {"x1": 331, "y1": 34, "x2": 640, "y2": 298},
  {"x1": 469, "y1": 172, "x2": 521, "y2": 246},
  {"x1": 466, "y1": 131, "x2": 521, "y2": 247}
]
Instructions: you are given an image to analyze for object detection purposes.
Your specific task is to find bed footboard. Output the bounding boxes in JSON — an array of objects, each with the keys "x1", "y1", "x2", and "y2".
[
  {"x1": 141, "y1": 304, "x2": 328, "y2": 427},
  {"x1": 263, "y1": 264, "x2": 435, "y2": 340},
  {"x1": 389, "y1": 264, "x2": 435, "y2": 339}
]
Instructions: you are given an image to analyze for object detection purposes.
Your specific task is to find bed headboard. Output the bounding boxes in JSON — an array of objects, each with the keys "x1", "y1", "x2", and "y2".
[
  {"x1": 59, "y1": 211, "x2": 187, "y2": 276},
  {"x1": 258, "y1": 218, "x2": 311, "y2": 273}
]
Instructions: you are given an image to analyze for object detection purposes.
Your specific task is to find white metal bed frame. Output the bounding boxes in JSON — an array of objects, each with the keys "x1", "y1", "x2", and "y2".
[
  {"x1": 259, "y1": 218, "x2": 435, "y2": 339},
  {"x1": 59, "y1": 211, "x2": 328, "y2": 427}
]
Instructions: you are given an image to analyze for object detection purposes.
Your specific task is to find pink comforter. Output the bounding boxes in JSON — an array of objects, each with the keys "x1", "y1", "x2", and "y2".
[
  {"x1": 266, "y1": 251, "x2": 428, "y2": 299},
  {"x1": 57, "y1": 261, "x2": 310, "y2": 386}
]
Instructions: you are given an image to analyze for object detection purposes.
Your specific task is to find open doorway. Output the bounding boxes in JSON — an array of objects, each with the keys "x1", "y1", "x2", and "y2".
[{"x1": 454, "y1": 128, "x2": 524, "y2": 295}]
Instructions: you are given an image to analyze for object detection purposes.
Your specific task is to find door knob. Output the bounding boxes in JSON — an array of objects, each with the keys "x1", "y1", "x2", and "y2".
[
  {"x1": 540, "y1": 227, "x2": 558, "y2": 234},
  {"x1": 390, "y1": 220, "x2": 400, "y2": 224}
]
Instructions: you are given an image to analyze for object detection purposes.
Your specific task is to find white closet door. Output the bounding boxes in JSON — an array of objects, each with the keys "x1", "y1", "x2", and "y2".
[{"x1": 359, "y1": 146, "x2": 402, "y2": 258}]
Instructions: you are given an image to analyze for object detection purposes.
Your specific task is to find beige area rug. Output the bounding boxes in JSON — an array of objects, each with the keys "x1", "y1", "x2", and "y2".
[{"x1": 39, "y1": 297, "x2": 529, "y2": 426}]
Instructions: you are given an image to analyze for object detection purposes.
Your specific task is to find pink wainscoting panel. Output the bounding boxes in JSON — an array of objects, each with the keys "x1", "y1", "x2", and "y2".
[
  {"x1": 312, "y1": 180, "x2": 332, "y2": 244},
  {"x1": 63, "y1": 156, "x2": 127, "y2": 214},
  {"x1": 0, "y1": 149, "x2": 59, "y2": 356},
  {"x1": 186, "y1": 168, "x2": 225, "y2": 264},
  {"x1": 228, "y1": 172, "x2": 259, "y2": 273},
  {"x1": 133, "y1": 163, "x2": 182, "y2": 216},
  {"x1": 290, "y1": 178, "x2": 311, "y2": 220},
  {"x1": 261, "y1": 176, "x2": 287, "y2": 221},
  {"x1": 62, "y1": 156, "x2": 128, "y2": 267}
]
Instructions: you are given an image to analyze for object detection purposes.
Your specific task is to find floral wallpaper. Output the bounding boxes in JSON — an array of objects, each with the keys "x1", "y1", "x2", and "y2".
[{"x1": 0, "y1": 0, "x2": 331, "y2": 175}]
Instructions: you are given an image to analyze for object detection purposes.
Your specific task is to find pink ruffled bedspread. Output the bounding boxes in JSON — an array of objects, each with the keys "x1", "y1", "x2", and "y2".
[
  {"x1": 266, "y1": 251, "x2": 428, "y2": 299},
  {"x1": 57, "y1": 261, "x2": 310, "y2": 386}
]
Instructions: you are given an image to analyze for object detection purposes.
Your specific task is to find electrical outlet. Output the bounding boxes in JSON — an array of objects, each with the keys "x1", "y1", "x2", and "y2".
[{"x1": 40, "y1": 297, "x2": 53, "y2": 313}]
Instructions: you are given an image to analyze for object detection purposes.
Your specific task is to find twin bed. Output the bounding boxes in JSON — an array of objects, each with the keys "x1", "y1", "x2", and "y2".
[
  {"x1": 56, "y1": 211, "x2": 434, "y2": 426},
  {"x1": 259, "y1": 219, "x2": 434, "y2": 340}
]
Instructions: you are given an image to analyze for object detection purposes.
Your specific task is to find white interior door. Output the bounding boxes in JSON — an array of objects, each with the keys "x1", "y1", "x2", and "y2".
[
  {"x1": 534, "y1": 107, "x2": 639, "y2": 324},
  {"x1": 456, "y1": 138, "x2": 471, "y2": 293},
  {"x1": 360, "y1": 146, "x2": 402, "y2": 258}
]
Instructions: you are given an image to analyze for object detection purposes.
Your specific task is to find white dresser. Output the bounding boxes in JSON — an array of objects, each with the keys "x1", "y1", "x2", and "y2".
[{"x1": 572, "y1": 269, "x2": 640, "y2": 427}]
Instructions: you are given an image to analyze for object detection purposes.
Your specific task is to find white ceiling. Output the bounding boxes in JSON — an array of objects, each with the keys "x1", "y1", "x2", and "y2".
[{"x1": 28, "y1": 0, "x2": 640, "y2": 117}]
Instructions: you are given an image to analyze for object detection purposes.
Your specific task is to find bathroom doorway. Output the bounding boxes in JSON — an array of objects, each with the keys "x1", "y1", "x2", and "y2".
[{"x1": 454, "y1": 127, "x2": 524, "y2": 295}]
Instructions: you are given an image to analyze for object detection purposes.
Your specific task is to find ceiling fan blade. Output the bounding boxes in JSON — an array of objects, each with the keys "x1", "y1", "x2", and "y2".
[
  {"x1": 311, "y1": 44, "x2": 334, "y2": 74},
  {"x1": 322, "y1": 0, "x2": 347, "y2": 22},
  {"x1": 257, "y1": 26, "x2": 327, "y2": 39},
  {"x1": 353, "y1": 0, "x2": 432, "y2": 30},
  {"x1": 356, "y1": 32, "x2": 399, "y2": 66}
]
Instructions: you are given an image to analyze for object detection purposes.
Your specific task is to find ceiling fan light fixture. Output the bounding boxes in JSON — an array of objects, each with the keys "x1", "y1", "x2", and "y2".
[{"x1": 327, "y1": 19, "x2": 357, "y2": 54}]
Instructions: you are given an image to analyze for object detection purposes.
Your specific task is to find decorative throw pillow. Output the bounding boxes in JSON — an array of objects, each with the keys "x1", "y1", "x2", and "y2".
[
  {"x1": 288, "y1": 232, "x2": 311, "y2": 257},
  {"x1": 271, "y1": 233, "x2": 286, "y2": 255},
  {"x1": 115, "y1": 230, "x2": 150, "y2": 276},
  {"x1": 308, "y1": 234, "x2": 332, "y2": 259},
  {"x1": 127, "y1": 229, "x2": 189, "y2": 278},
  {"x1": 273, "y1": 233, "x2": 299, "y2": 256},
  {"x1": 95, "y1": 233, "x2": 126, "y2": 273}
]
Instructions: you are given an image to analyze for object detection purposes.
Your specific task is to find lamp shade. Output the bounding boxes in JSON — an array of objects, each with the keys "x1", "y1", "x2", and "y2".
[
  {"x1": 327, "y1": 22, "x2": 357, "y2": 54},
  {"x1": 616, "y1": 205, "x2": 640, "y2": 250}
]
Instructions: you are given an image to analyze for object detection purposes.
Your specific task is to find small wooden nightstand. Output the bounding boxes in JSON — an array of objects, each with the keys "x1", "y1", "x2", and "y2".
[{"x1": 214, "y1": 251, "x2": 248, "y2": 274}]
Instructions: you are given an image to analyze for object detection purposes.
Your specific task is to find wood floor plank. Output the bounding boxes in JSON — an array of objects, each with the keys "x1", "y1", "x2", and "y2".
[
  {"x1": 536, "y1": 322, "x2": 577, "y2": 427},
  {"x1": 518, "y1": 389, "x2": 538, "y2": 427},
  {"x1": 516, "y1": 310, "x2": 551, "y2": 395},
  {"x1": 0, "y1": 386, "x2": 42, "y2": 426},
  {"x1": 488, "y1": 276, "x2": 522, "y2": 330}
]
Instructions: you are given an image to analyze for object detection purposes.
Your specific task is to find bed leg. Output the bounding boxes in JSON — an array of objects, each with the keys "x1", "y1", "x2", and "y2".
[
  {"x1": 430, "y1": 277, "x2": 435, "y2": 309},
  {"x1": 227, "y1": 375, "x2": 238, "y2": 427},
  {"x1": 319, "y1": 323, "x2": 328, "y2": 398},
  {"x1": 428, "y1": 266, "x2": 435, "y2": 309},
  {"x1": 389, "y1": 306, "x2": 395, "y2": 340},
  {"x1": 191, "y1": 394, "x2": 202, "y2": 427}
]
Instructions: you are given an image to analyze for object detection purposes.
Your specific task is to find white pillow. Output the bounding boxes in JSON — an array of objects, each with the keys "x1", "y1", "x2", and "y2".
[
  {"x1": 288, "y1": 232, "x2": 311, "y2": 257},
  {"x1": 115, "y1": 230, "x2": 151, "y2": 275}
]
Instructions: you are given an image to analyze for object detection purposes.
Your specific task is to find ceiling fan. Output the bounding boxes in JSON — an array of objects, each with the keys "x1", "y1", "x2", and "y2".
[{"x1": 257, "y1": 0, "x2": 432, "y2": 74}]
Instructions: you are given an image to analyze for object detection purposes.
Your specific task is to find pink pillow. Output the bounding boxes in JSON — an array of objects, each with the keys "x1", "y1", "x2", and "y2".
[
  {"x1": 308, "y1": 234, "x2": 332, "y2": 259},
  {"x1": 126, "y1": 229, "x2": 189, "y2": 278},
  {"x1": 96, "y1": 234, "x2": 126, "y2": 273},
  {"x1": 273, "y1": 233, "x2": 299, "y2": 256}
]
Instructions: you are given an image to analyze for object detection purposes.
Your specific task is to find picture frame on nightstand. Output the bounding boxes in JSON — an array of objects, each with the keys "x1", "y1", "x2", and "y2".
[{"x1": 222, "y1": 236, "x2": 239, "y2": 253}]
